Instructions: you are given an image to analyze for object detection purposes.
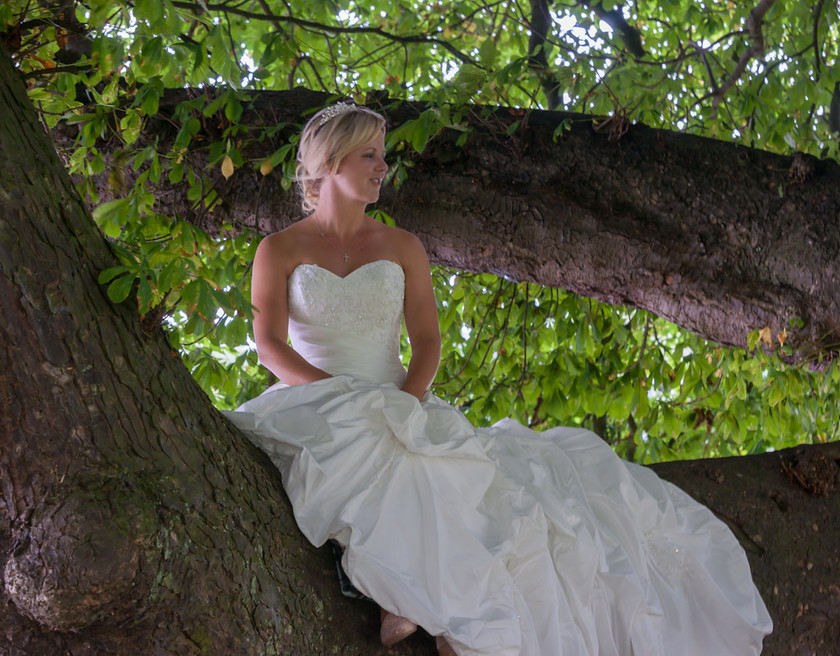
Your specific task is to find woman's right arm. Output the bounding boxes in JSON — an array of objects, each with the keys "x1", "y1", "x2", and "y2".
[{"x1": 251, "y1": 233, "x2": 331, "y2": 385}]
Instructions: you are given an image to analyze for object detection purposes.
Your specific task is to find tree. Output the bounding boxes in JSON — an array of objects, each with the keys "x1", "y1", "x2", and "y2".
[{"x1": 1, "y1": 0, "x2": 839, "y2": 653}]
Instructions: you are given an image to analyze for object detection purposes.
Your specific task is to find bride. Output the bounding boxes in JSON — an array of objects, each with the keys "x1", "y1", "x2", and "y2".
[{"x1": 226, "y1": 102, "x2": 773, "y2": 655}]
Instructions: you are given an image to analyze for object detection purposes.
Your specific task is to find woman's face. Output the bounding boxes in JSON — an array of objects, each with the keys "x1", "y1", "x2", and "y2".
[{"x1": 331, "y1": 133, "x2": 388, "y2": 205}]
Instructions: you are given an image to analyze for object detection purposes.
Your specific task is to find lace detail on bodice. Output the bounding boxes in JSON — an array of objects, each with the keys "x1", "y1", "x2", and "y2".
[{"x1": 288, "y1": 260, "x2": 406, "y2": 385}]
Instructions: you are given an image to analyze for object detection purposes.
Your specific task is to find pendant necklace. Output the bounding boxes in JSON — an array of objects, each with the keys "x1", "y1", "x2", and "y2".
[{"x1": 314, "y1": 215, "x2": 353, "y2": 263}]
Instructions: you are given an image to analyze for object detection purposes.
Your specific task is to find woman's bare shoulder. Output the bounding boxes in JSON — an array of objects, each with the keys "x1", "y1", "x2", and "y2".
[
  {"x1": 257, "y1": 220, "x2": 313, "y2": 259},
  {"x1": 364, "y1": 222, "x2": 427, "y2": 273},
  {"x1": 370, "y1": 221, "x2": 424, "y2": 252},
  {"x1": 389, "y1": 226, "x2": 428, "y2": 266}
]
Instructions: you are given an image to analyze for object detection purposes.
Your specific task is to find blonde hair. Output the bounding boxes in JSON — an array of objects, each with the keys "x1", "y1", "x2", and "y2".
[{"x1": 296, "y1": 103, "x2": 387, "y2": 213}]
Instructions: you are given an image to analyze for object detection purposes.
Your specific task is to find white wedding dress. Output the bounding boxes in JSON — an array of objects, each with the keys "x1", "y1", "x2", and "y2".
[{"x1": 226, "y1": 259, "x2": 772, "y2": 655}]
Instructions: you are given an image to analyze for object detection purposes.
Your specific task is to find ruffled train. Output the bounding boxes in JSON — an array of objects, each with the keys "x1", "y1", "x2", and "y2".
[{"x1": 226, "y1": 375, "x2": 772, "y2": 655}]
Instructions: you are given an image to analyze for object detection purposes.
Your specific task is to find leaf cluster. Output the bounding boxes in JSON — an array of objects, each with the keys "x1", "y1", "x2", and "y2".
[{"x1": 430, "y1": 269, "x2": 840, "y2": 462}]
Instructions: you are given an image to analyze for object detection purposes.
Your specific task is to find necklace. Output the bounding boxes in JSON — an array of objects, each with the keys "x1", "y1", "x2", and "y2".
[{"x1": 314, "y1": 215, "x2": 353, "y2": 263}]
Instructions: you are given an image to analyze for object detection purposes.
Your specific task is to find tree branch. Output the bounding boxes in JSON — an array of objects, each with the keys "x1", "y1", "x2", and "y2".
[
  {"x1": 170, "y1": 1, "x2": 479, "y2": 67},
  {"x1": 712, "y1": 0, "x2": 777, "y2": 107},
  {"x1": 579, "y1": 1, "x2": 645, "y2": 59},
  {"x1": 812, "y1": 0, "x2": 825, "y2": 78},
  {"x1": 55, "y1": 88, "x2": 840, "y2": 363},
  {"x1": 527, "y1": 0, "x2": 561, "y2": 109}
]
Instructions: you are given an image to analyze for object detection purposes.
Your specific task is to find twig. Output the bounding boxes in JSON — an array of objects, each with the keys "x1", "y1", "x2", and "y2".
[
  {"x1": 22, "y1": 63, "x2": 90, "y2": 79},
  {"x1": 434, "y1": 276, "x2": 506, "y2": 386}
]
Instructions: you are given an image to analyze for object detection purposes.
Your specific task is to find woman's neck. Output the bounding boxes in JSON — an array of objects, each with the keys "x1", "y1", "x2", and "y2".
[{"x1": 313, "y1": 195, "x2": 369, "y2": 239}]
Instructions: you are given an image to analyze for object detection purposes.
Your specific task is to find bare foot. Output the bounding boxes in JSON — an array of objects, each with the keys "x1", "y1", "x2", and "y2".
[
  {"x1": 435, "y1": 635, "x2": 457, "y2": 656},
  {"x1": 380, "y1": 608, "x2": 418, "y2": 647}
]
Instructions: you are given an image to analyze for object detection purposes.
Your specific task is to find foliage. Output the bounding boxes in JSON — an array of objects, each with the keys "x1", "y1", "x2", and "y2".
[
  {"x1": 430, "y1": 269, "x2": 840, "y2": 462},
  {"x1": 3, "y1": 0, "x2": 839, "y2": 460}
]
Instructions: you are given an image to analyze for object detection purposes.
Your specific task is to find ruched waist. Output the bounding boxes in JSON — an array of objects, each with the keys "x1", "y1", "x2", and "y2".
[{"x1": 289, "y1": 322, "x2": 406, "y2": 386}]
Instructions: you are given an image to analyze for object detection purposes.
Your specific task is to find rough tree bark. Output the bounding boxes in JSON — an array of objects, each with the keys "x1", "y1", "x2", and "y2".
[
  {"x1": 3, "y1": 50, "x2": 839, "y2": 655},
  {"x1": 0, "y1": 45, "x2": 397, "y2": 656},
  {"x1": 56, "y1": 87, "x2": 840, "y2": 364}
]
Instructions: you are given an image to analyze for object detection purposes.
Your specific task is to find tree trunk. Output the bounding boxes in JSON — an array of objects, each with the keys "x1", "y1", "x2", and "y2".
[
  {"x1": 4, "y1": 52, "x2": 839, "y2": 654},
  {"x1": 0, "y1": 45, "x2": 394, "y2": 656},
  {"x1": 55, "y1": 88, "x2": 840, "y2": 364}
]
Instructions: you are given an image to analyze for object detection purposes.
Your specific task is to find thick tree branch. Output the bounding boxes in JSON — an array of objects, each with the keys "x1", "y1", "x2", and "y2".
[
  {"x1": 55, "y1": 88, "x2": 840, "y2": 364},
  {"x1": 0, "y1": 42, "x2": 394, "y2": 656}
]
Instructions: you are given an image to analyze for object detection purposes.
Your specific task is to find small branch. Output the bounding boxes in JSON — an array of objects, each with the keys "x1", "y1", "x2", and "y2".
[
  {"x1": 579, "y1": 1, "x2": 645, "y2": 58},
  {"x1": 288, "y1": 56, "x2": 329, "y2": 93},
  {"x1": 613, "y1": 315, "x2": 650, "y2": 377},
  {"x1": 256, "y1": 0, "x2": 287, "y2": 34},
  {"x1": 434, "y1": 276, "x2": 506, "y2": 387},
  {"x1": 170, "y1": 1, "x2": 479, "y2": 67},
  {"x1": 712, "y1": 0, "x2": 777, "y2": 107},
  {"x1": 22, "y1": 63, "x2": 90, "y2": 79},
  {"x1": 222, "y1": 8, "x2": 246, "y2": 80},
  {"x1": 812, "y1": 0, "x2": 826, "y2": 79},
  {"x1": 481, "y1": 284, "x2": 517, "y2": 383},
  {"x1": 527, "y1": 0, "x2": 561, "y2": 109},
  {"x1": 691, "y1": 42, "x2": 718, "y2": 94}
]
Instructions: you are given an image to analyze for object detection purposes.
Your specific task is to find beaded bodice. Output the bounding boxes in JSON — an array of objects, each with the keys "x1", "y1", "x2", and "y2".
[{"x1": 288, "y1": 259, "x2": 406, "y2": 385}]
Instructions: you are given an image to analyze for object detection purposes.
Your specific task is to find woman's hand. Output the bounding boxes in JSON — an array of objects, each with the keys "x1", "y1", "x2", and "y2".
[{"x1": 400, "y1": 379, "x2": 428, "y2": 402}]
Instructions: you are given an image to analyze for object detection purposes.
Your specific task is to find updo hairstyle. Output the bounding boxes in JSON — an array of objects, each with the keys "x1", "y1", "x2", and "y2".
[{"x1": 296, "y1": 103, "x2": 387, "y2": 213}]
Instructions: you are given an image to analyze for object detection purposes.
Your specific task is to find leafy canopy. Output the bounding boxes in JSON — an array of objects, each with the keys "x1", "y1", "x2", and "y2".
[{"x1": 4, "y1": 0, "x2": 839, "y2": 461}]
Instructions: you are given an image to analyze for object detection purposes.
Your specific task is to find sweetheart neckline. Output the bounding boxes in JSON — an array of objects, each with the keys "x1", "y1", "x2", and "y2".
[{"x1": 292, "y1": 259, "x2": 403, "y2": 281}]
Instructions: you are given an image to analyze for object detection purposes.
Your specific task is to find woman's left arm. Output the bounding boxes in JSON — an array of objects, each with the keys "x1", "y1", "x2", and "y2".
[{"x1": 399, "y1": 233, "x2": 441, "y2": 401}]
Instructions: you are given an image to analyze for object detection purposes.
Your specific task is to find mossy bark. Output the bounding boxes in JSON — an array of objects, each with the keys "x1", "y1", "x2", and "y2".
[{"x1": 3, "y1": 49, "x2": 839, "y2": 655}]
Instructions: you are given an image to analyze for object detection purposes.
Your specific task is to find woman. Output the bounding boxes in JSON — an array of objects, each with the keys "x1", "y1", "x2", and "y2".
[{"x1": 227, "y1": 102, "x2": 773, "y2": 655}]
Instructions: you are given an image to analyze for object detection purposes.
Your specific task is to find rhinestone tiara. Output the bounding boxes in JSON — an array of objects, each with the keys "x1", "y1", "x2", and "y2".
[{"x1": 317, "y1": 102, "x2": 358, "y2": 128}]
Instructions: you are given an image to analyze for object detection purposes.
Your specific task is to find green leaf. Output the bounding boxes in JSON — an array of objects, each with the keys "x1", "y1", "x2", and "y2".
[
  {"x1": 141, "y1": 36, "x2": 164, "y2": 64},
  {"x1": 107, "y1": 274, "x2": 135, "y2": 303},
  {"x1": 553, "y1": 119, "x2": 571, "y2": 142},
  {"x1": 134, "y1": 0, "x2": 164, "y2": 24},
  {"x1": 137, "y1": 277, "x2": 154, "y2": 312},
  {"x1": 137, "y1": 76, "x2": 164, "y2": 116},
  {"x1": 479, "y1": 38, "x2": 497, "y2": 68},
  {"x1": 92, "y1": 198, "x2": 131, "y2": 238},
  {"x1": 98, "y1": 265, "x2": 131, "y2": 284},
  {"x1": 159, "y1": 259, "x2": 187, "y2": 291}
]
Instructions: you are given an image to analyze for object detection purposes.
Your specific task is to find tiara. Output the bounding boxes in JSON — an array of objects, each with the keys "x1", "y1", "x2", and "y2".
[{"x1": 317, "y1": 102, "x2": 357, "y2": 127}]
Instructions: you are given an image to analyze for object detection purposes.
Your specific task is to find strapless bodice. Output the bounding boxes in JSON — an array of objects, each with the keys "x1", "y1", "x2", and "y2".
[{"x1": 288, "y1": 259, "x2": 406, "y2": 385}]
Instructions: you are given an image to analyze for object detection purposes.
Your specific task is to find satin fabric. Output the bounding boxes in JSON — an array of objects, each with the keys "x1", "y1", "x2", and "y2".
[{"x1": 226, "y1": 259, "x2": 772, "y2": 655}]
